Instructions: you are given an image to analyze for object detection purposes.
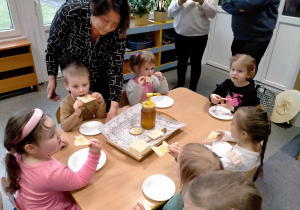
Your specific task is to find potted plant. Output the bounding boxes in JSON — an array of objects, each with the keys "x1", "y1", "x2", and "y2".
[
  {"x1": 154, "y1": 0, "x2": 171, "y2": 23},
  {"x1": 129, "y1": 0, "x2": 155, "y2": 26}
]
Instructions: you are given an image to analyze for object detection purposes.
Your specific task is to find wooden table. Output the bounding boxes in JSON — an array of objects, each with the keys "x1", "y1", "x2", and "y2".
[{"x1": 53, "y1": 88, "x2": 231, "y2": 210}]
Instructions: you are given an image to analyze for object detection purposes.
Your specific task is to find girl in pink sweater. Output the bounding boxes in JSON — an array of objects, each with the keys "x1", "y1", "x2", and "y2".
[{"x1": 4, "y1": 108, "x2": 102, "y2": 210}]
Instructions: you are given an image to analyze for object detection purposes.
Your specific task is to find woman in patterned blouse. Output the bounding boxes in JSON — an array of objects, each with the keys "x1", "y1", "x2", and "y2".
[{"x1": 46, "y1": 0, "x2": 130, "y2": 122}]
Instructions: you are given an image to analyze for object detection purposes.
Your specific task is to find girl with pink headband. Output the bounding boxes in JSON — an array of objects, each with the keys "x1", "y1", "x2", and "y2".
[{"x1": 4, "y1": 108, "x2": 102, "y2": 210}]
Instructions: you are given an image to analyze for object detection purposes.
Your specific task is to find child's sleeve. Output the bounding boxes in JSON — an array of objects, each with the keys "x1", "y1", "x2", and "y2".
[
  {"x1": 200, "y1": 0, "x2": 217, "y2": 19},
  {"x1": 60, "y1": 98, "x2": 83, "y2": 131},
  {"x1": 209, "y1": 79, "x2": 230, "y2": 102},
  {"x1": 126, "y1": 79, "x2": 143, "y2": 105},
  {"x1": 94, "y1": 99, "x2": 107, "y2": 119},
  {"x1": 153, "y1": 76, "x2": 169, "y2": 94},
  {"x1": 47, "y1": 151, "x2": 100, "y2": 191},
  {"x1": 221, "y1": 131, "x2": 239, "y2": 143}
]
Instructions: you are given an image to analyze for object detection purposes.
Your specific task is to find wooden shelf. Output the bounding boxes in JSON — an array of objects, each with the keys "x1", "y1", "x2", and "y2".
[
  {"x1": 123, "y1": 20, "x2": 176, "y2": 79},
  {"x1": 0, "y1": 38, "x2": 40, "y2": 94}
]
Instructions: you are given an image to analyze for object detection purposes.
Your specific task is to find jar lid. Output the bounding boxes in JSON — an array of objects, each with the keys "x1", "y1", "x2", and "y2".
[{"x1": 142, "y1": 101, "x2": 156, "y2": 108}]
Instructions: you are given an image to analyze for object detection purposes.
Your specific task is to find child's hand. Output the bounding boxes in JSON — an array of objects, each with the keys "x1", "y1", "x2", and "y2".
[
  {"x1": 201, "y1": 138, "x2": 213, "y2": 145},
  {"x1": 215, "y1": 129, "x2": 225, "y2": 140},
  {"x1": 153, "y1": 72, "x2": 164, "y2": 81},
  {"x1": 218, "y1": 99, "x2": 234, "y2": 112},
  {"x1": 210, "y1": 94, "x2": 222, "y2": 104},
  {"x1": 91, "y1": 92, "x2": 104, "y2": 104},
  {"x1": 138, "y1": 76, "x2": 146, "y2": 86},
  {"x1": 132, "y1": 203, "x2": 145, "y2": 210},
  {"x1": 167, "y1": 142, "x2": 181, "y2": 158},
  {"x1": 74, "y1": 100, "x2": 84, "y2": 116},
  {"x1": 89, "y1": 139, "x2": 102, "y2": 155}
]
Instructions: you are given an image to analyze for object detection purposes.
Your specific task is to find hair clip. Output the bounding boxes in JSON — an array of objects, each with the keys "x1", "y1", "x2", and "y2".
[{"x1": 134, "y1": 53, "x2": 138, "y2": 58}]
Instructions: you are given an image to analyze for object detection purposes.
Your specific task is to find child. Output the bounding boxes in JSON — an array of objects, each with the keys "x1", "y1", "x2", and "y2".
[
  {"x1": 60, "y1": 62, "x2": 106, "y2": 131},
  {"x1": 132, "y1": 143, "x2": 223, "y2": 210},
  {"x1": 181, "y1": 170, "x2": 262, "y2": 210},
  {"x1": 126, "y1": 51, "x2": 169, "y2": 105},
  {"x1": 210, "y1": 54, "x2": 260, "y2": 112},
  {"x1": 4, "y1": 108, "x2": 102, "y2": 210},
  {"x1": 203, "y1": 106, "x2": 271, "y2": 173}
]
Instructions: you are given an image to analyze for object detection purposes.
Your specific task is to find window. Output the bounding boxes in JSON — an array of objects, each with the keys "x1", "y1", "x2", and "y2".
[
  {"x1": 282, "y1": 0, "x2": 300, "y2": 18},
  {"x1": 40, "y1": 0, "x2": 64, "y2": 25},
  {"x1": 0, "y1": 0, "x2": 21, "y2": 38}
]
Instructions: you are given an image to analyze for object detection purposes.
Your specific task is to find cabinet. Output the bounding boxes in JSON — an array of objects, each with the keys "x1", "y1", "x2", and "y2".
[
  {"x1": 0, "y1": 38, "x2": 40, "y2": 94},
  {"x1": 123, "y1": 20, "x2": 176, "y2": 80}
]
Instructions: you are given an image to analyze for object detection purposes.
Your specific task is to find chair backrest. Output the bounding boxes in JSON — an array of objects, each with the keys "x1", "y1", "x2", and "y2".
[
  {"x1": 243, "y1": 164, "x2": 261, "y2": 181},
  {"x1": 119, "y1": 91, "x2": 129, "y2": 108},
  {"x1": 0, "y1": 192, "x2": 3, "y2": 210},
  {"x1": 56, "y1": 106, "x2": 61, "y2": 124},
  {"x1": 255, "y1": 83, "x2": 276, "y2": 117},
  {"x1": 1, "y1": 177, "x2": 19, "y2": 209}
]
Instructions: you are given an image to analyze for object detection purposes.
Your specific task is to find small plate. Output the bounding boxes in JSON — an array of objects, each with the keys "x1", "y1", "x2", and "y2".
[
  {"x1": 68, "y1": 148, "x2": 107, "y2": 172},
  {"x1": 79, "y1": 121, "x2": 104, "y2": 136},
  {"x1": 209, "y1": 105, "x2": 234, "y2": 120},
  {"x1": 142, "y1": 175, "x2": 176, "y2": 201},
  {"x1": 211, "y1": 141, "x2": 233, "y2": 157},
  {"x1": 151, "y1": 96, "x2": 174, "y2": 108}
]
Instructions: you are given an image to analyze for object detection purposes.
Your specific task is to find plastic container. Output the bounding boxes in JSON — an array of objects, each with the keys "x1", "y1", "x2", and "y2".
[{"x1": 127, "y1": 37, "x2": 153, "y2": 51}]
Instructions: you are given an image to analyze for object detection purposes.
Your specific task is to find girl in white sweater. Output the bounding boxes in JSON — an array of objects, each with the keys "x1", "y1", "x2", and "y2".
[{"x1": 204, "y1": 106, "x2": 271, "y2": 173}]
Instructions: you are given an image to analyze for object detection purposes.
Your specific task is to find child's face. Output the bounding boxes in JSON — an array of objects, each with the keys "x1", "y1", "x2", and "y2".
[
  {"x1": 230, "y1": 61, "x2": 250, "y2": 86},
  {"x1": 36, "y1": 116, "x2": 63, "y2": 156},
  {"x1": 64, "y1": 76, "x2": 90, "y2": 98},
  {"x1": 136, "y1": 62, "x2": 155, "y2": 77},
  {"x1": 183, "y1": 193, "x2": 205, "y2": 210}
]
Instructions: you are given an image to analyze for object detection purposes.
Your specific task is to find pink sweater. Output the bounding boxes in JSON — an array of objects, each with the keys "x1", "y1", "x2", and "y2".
[{"x1": 15, "y1": 151, "x2": 100, "y2": 210}]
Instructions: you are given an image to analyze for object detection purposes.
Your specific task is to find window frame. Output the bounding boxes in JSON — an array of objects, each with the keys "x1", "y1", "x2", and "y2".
[{"x1": 0, "y1": 0, "x2": 22, "y2": 39}]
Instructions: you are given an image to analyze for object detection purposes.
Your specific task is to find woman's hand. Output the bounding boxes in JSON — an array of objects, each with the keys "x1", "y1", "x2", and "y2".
[
  {"x1": 167, "y1": 142, "x2": 181, "y2": 158},
  {"x1": 210, "y1": 94, "x2": 221, "y2": 104},
  {"x1": 47, "y1": 75, "x2": 60, "y2": 102},
  {"x1": 74, "y1": 100, "x2": 84, "y2": 116},
  {"x1": 89, "y1": 139, "x2": 102, "y2": 155},
  {"x1": 132, "y1": 202, "x2": 145, "y2": 210},
  {"x1": 154, "y1": 72, "x2": 164, "y2": 81},
  {"x1": 105, "y1": 101, "x2": 118, "y2": 123},
  {"x1": 91, "y1": 92, "x2": 104, "y2": 104},
  {"x1": 138, "y1": 76, "x2": 146, "y2": 86}
]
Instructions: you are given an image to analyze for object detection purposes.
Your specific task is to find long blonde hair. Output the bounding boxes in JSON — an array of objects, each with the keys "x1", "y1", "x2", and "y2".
[
  {"x1": 182, "y1": 170, "x2": 262, "y2": 210},
  {"x1": 230, "y1": 54, "x2": 256, "y2": 81},
  {"x1": 179, "y1": 143, "x2": 223, "y2": 186}
]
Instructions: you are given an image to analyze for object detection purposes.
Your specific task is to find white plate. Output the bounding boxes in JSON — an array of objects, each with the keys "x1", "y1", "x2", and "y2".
[
  {"x1": 142, "y1": 175, "x2": 176, "y2": 201},
  {"x1": 211, "y1": 141, "x2": 233, "y2": 157},
  {"x1": 209, "y1": 105, "x2": 234, "y2": 120},
  {"x1": 68, "y1": 148, "x2": 107, "y2": 172},
  {"x1": 151, "y1": 96, "x2": 174, "y2": 108},
  {"x1": 79, "y1": 121, "x2": 104, "y2": 136}
]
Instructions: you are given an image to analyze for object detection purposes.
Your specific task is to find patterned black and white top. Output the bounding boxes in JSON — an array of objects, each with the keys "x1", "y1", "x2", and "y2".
[{"x1": 46, "y1": 0, "x2": 125, "y2": 102}]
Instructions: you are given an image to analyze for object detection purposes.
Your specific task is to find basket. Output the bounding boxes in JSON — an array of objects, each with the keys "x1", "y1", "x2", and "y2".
[
  {"x1": 127, "y1": 37, "x2": 153, "y2": 51},
  {"x1": 256, "y1": 83, "x2": 277, "y2": 117}
]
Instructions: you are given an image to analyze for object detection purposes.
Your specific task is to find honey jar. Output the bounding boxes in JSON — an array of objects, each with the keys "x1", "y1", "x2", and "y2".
[{"x1": 141, "y1": 93, "x2": 161, "y2": 129}]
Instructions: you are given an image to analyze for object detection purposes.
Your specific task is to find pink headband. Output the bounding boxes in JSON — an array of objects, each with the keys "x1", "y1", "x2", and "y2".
[{"x1": 13, "y1": 108, "x2": 43, "y2": 144}]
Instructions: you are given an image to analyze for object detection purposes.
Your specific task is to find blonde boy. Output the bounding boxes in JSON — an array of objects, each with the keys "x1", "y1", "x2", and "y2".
[{"x1": 60, "y1": 63, "x2": 106, "y2": 131}]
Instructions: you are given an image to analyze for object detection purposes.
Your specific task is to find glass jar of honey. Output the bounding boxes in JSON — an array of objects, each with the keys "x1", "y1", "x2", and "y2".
[{"x1": 141, "y1": 101, "x2": 156, "y2": 129}]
